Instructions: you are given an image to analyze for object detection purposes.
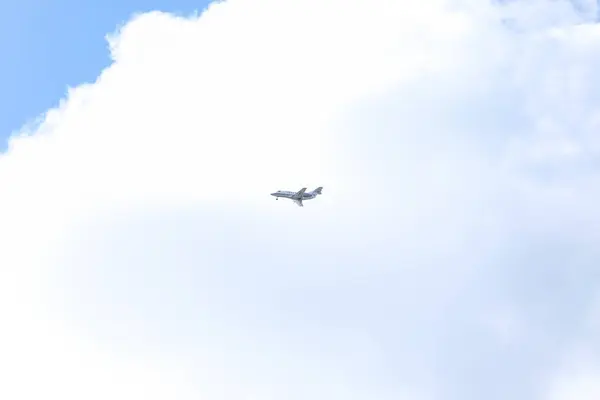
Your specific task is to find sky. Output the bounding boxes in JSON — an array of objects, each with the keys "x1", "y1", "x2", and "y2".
[
  {"x1": 0, "y1": 0, "x2": 209, "y2": 147},
  {"x1": 1, "y1": 0, "x2": 600, "y2": 399}
]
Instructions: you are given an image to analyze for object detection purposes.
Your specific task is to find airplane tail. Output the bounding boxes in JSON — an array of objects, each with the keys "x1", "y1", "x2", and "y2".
[{"x1": 312, "y1": 187, "x2": 323, "y2": 195}]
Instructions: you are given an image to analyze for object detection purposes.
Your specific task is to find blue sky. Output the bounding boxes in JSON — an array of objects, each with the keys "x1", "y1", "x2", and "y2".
[{"x1": 0, "y1": 0, "x2": 209, "y2": 149}]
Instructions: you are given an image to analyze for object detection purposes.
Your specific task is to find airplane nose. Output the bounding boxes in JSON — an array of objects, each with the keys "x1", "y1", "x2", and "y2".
[{"x1": 270, "y1": 193, "x2": 276, "y2": 196}]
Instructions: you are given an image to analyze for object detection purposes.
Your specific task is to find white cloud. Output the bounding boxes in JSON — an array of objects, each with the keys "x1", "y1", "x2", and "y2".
[{"x1": 2, "y1": 0, "x2": 600, "y2": 399}]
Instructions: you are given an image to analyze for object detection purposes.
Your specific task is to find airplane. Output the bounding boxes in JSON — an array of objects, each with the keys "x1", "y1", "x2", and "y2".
[{"x1": 270, "y1": 187, "x2": 323, "y2": 207}]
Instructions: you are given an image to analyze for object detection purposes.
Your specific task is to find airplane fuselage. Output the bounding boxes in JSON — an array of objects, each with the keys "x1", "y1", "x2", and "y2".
[
  {"x1": 270, "y1": 191, "x2": 318, "y2": 200},
  {"x1": 270, "y1": 187, "x2": 322, "y2": 206}
]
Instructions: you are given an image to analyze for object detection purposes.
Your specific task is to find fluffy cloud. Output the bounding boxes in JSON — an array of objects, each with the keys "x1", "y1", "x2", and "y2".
[{"x1": 2, "y1": 0, "x2": 600, "y2": 399}]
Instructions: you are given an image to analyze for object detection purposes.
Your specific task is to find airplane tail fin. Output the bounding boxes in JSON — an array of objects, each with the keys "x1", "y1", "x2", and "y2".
[{"x1": 312, "y1": 187, "x2": 323, "y2": 195}]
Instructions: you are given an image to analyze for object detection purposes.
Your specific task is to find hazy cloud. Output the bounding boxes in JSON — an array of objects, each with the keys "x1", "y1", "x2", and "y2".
[{"x1": 1, "y1": 1, "x2": 600, "y2": 399}]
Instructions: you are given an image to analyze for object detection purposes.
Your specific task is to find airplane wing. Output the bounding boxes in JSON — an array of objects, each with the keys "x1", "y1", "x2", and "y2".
[
  {"x1": 293, "y1": 187, "x2": 307, "y2": 199},
  {"x1": 293, "y1": 199, "x2": 303, "y2": 207}
]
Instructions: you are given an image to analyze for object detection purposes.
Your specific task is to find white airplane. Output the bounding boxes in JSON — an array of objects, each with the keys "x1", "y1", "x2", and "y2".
[{"x1": 270, "y1": 187, "x2": 323, "y2": 207}]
